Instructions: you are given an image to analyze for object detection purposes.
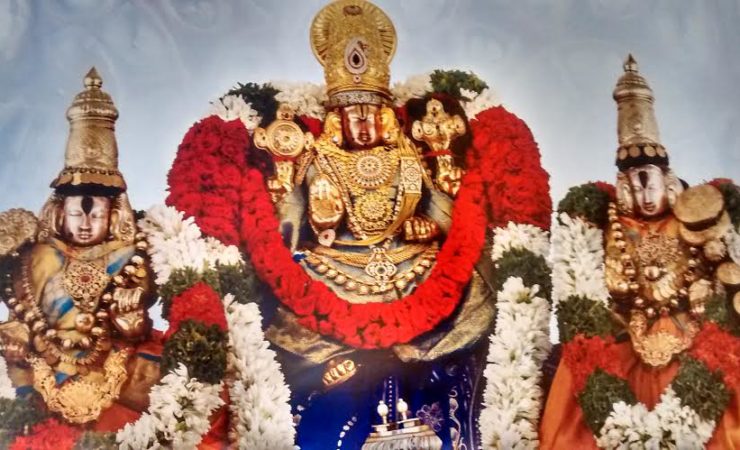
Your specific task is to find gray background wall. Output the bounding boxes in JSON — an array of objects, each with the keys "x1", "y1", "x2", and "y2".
[{"x1": 1, "y1": 0, "x2": 739, "y2": 326}]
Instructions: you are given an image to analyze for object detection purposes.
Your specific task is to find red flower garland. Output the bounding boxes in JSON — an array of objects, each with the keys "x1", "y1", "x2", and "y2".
[
  {"x1": 562, "y1": 334, "x2": 629, "y2": 393},
  {"x1": 165, "y1": 281, "x2": 228, "y2": 339},
  {"x1": 9, "y1": 419, "x2": 81, "y2": 450},
  {"x1": 690, "y1": 322, "x2": 740, "y2": 390},
  {"x1": 167, "y1": 106, "x2": 551, "y2": 348},
  {"x1": 470, "y1": 107, "x2": 552, "y2": 230}
]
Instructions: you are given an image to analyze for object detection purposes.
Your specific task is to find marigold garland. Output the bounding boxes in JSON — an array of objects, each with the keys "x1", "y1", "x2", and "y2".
[{"x1": 167, "y1": 100, "x2": 550, "y2": 348}]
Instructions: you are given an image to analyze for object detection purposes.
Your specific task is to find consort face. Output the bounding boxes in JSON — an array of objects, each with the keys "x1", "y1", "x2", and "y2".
[
  {"x1": 341, "y1": 104, "x2": 382, "y2": 149},
  {"x1": 627, "y1": 165, "x2": 669, "y2": 218},
  {"x1": 62, "y1": 195, "x2": 111, "y2": 246}
]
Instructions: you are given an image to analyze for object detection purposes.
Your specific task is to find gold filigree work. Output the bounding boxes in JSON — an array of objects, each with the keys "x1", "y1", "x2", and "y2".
[{"x1": 30, "y1": 349, "x2": 130, "y2": 423}]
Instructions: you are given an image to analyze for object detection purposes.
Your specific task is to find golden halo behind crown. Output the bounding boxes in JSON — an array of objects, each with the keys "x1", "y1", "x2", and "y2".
[{"x1": 310, "y1": 0, "x2": 397, "y2": 108}]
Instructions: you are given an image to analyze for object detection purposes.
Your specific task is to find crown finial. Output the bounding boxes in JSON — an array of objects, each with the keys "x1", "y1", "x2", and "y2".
[
  {"x1": 84, "y1": 67, "x2": 103, "y2": 90},
  {"x1": 623, "y1": 54, "x2": 638, "y2": 73}
]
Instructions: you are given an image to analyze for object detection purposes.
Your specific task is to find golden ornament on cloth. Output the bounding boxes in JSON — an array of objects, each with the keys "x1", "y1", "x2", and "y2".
[
  {"x1": 628, "y1": 311, "x2": 699, "y2": 368},
  {"x1": 310, "y1": 0, "x2": 396, "y2": 106},
  {"x1": 30, "y1": 348, "x2": 130, "y2": 424}
]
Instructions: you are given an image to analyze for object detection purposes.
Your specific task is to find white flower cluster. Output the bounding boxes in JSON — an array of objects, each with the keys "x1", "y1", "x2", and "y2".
[
  {"x1": 207, "y1": 94, "x2": 262, "y2": 133},
  {"x1": 0, "y1": 355, "x2": 15, "y2": 399},
  {"x1": 479, "y1": 276, "x2": 551, "y2": 450},
  {"x1": 460, "y1": 88, "x2": 500, "y2": 120},
  {"x1": 117, "y1": 364, "x2": 225, "y2": 450},
  {"x1": 391, "y1": 73, "x2": 432, "y2": 106},
  {"x1": 490, "y1": 221, "x2": 550, "y2": 262},
  {"x1": 224, "y1": 297, "x2": 297, "y2": 450},
  {"x1": 550, "y1": 213, "x2": 610, "y2": 306},
  {"x1": 596, "y1": 388, "x2": 715, "y2": 450},
  {"x1": 273, "y1": 81, "x2": 328, "y2": 120},
  {"x1": 138, "y1": 205, "x2": 243, "y2": 285},
  {"x1": 723, "y1": 225, "x2": 740, "y2": 265}
]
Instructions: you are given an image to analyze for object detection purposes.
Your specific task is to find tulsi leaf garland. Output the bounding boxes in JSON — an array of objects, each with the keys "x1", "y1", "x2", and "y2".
[{"x1": 166, "y1": 82, "x2": 552, "y2": 349}]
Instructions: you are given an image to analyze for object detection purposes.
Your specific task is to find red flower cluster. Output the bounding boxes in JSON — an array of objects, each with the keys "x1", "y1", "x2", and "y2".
[
  {"x1": 9, "y1": 419, "x2": 81, "y2": 450},
  {"x1": 562, "y1": 334, "x2": 629, "y2": 393},
  {"x1": 166, "y1": 105, "x2": 551, "y2": 349},
  {"x1": 165, "y1": 281, "x2": 228, "y2": 339},
  {"x1": 469, "y1": 107, "x2": 552, "y2": 230},
  {"x1": 167, "y1": 116, "x2": 247, "y2": 246},
  {"x1": 592, "y1": 181, "x2": 616, "y2": 201},
  {"x1": 690, "y1": 322, "x2": 740, "y2": 390}
]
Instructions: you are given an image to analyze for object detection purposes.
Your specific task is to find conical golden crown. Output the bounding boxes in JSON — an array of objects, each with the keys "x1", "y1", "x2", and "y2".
[
  {"x1": 613, "y1": 55, "x2": 669, "y2": 170},
  {"x1": 51, "y1": 67, "x2": 126, "y2": 191},
  {"x1": 311, "y1": 0, "x2": 396, "y2": 108}
]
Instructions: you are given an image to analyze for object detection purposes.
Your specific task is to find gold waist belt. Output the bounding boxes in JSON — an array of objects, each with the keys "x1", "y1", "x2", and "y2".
[{"x1": 310, "y1": 242, "x2": 432, "y2": 268}]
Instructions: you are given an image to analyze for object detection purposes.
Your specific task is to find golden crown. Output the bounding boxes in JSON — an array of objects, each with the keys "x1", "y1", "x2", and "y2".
[
  {"x1": 613, "y1": 55, "x2": 669, "y2": 171},
  {"x1": 310, "y1": 0, "x2": 396, "y2": 108},
  {"x1": 51, "y1": 67, "x2": 126, "y2": 192}
]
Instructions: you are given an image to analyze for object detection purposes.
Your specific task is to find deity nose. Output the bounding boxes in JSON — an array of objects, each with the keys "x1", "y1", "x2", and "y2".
[{"x1": 80, "y1": 215, "x2": 92, "y2": 230}]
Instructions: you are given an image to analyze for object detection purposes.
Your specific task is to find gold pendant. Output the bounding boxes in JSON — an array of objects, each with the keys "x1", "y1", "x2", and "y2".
[
  {"x1": 365, "y1": 247, "x2": 397, "y2": 289},
  {"x1": 62, "y1": 259, "x2": 110, "y2": 311}
]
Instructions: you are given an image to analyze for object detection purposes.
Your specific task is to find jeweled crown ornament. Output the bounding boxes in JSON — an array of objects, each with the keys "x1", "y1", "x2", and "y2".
[
  {"x1": 310, "y1": 0, "x2": 396, "y2": 108},
  {"x1": 613, "y1": 54, "x2": 669, "y2": 171},
  {"x1": 51, "y1": 67, "x2": 126, "y2": 192}
]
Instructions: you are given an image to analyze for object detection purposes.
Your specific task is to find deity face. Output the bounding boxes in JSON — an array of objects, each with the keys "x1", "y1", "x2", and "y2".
[
  {"x1": 340, "y1": 104, "x2": 383, "y2": 149},
  {"x1": 626, "y1": 165, "x2": 669, "y2": 218},
  {"x1": 62, "y1": 196, "x2": 111, "y2": 246}
]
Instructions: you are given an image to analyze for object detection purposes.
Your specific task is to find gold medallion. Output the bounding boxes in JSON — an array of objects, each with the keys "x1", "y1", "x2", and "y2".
[{"x1": 62, "y1": 259, "x2": 110, "y2": 311}]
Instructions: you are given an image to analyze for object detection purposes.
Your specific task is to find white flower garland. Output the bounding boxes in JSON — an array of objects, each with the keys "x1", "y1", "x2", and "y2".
[
  {"x1": 490, "y1": 222, "x2": 550, "y2": 262},
  {"x1": 550, "y1": 212, "x2": 610, "y2": 306},
  {"x1": 596, "y1": 388, "x2": 715, "y2": 450},
  {"x1": 204, "y1": 73, "x2": 501, "y2": 131},
  {"x1": 224, "y1": 296, "x2": 296, "y2": 450},
  {"x1": 391, "y1": 73, "x2": 432, "y2": 106},
  {"x1": 134, "y1": 205, "x2": 297, "y2": 449},
  {"x1": 273, "y1": 81, "x2": 328, "y2": 120},
  {"x1": 117, "y1": 365, "x2": 224, "y2": 450},
  {"x1": 0, "y1": 355, "x2": 15, "y2": 400},
  {"x1": 460, "y1": 88, "x2": 501, "y2": 120},
  {"x1": 553, "y1": 211, "x2": 721, "y2": 448},
  {"x1": 208, "y1": 94, "x2": 262, "y2": 133},
  {"x1": 137, "y1": 205, "x2": 242, "y2": 285},
  {"x1": 479, "y1": 224, "x2": 551, "y2": 450}
]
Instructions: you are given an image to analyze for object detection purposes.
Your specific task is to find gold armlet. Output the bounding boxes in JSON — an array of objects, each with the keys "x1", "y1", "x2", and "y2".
[{"x1": 254, "y1": 104, "x2": 315, "y2": 203}]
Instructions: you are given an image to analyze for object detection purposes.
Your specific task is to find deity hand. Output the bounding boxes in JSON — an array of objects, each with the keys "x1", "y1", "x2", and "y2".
[
  {"x1": 0, "y1": 321, "x2": 30, "y2": 363},
  {"x1": 309, "y1": 174, "x2": 345, "y2": 230},
  {"x1": 267, "y1": 161, "x2": 296, "y2": 204},
  {"x1": 322, "y1": 357, "x2": 357, "y2": 389},
  {"x1": 110, "y1": 287, "x2": 148, "y2": 339},
  {"x1": 403, "y1": 216, "x2": 440, "y2": 243},
  {"x1": 435, "y1": 155, "x2": 463, "y2": 197}
]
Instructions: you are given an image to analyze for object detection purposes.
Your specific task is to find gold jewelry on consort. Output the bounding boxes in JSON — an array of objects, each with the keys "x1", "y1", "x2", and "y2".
[
  {"x1": 605, "y1": 202, "x2": 692, "y2": 317},
  {"x1": 0, "y1": 209, "x2": 38, "y2": 257},
  {"x1": 8, "y1": 232, "x2": 149, "y2": 371},
  {"x1": 628, "y1": 311, "x2": 699, "y2": 368},
  {"x1": 303, "y1": 243, "x2": 438, "y2": 296},
  {"x1": 30, "y1": 348, "x2": 130, "y2": 424}
]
